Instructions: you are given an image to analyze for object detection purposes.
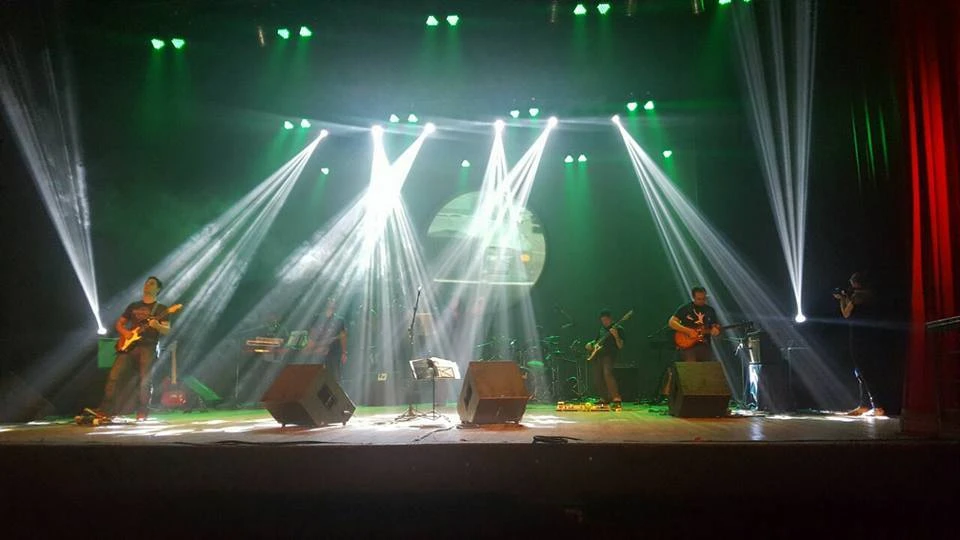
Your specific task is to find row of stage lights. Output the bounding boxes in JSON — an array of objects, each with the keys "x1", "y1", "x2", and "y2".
[
  {"x1": 151, "y1": 0, "x2": 749, "y2": 49},
  {"x1": 279, "y1": 117, "x2": 672, "y2": 166}
]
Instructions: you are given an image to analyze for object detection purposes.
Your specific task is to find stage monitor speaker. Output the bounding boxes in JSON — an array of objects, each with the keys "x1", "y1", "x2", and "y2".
[
  {"x1": 0, "y1": 372, "x2": 55, "y2": 423},
  {"x1": 669, "y1": 361, "x2": 731, "y2": 418},
  {"x1": 261, "y1": 365, "x2": 355, "y2": 427},
  {"x1": 457, "y1": 361, "x2": 528, "y2": 425}
]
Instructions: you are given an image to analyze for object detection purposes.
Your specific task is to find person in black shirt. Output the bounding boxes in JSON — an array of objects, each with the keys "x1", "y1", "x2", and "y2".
[
  {"x1": 834, "y1": 272, "x2": 884, "y2": 416},
  {"x1": 98, "y1": 276, "x2": 170, "y2": 420},
  {"x1": 585, "y1": 309, "x2": 624, "y2": 409},
  {"x1": 668, "y1": 286, "x2": 720, "y2": 363},
  {"x1": 307, "y1": 298, "x2": 348, "y2": 382}
]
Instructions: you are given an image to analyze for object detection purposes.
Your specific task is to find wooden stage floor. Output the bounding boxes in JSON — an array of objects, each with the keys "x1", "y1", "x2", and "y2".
[
  {"x1": 0, "y1": 403, "x2": 905, "y2": 446},
  {"x1": 2, "y1": 404, "x2": 957, "y2": 536}
]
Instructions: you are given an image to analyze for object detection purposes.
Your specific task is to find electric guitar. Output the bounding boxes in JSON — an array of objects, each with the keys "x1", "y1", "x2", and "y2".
[
  {"x1": 673, "y1": 321, "x2": 751, "y2": 350},
  {"x1": 160, "y1": 341, "x2": 187, "y2": 408},
  {"x1": 114, "y1": 303, "x2": 183, "y2": 353},
  {"x1": 586, "y1": 310, "x2": 634, "y2": 362}
]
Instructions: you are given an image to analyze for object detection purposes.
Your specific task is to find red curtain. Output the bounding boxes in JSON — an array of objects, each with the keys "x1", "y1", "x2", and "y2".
[{"x1": 901, "y1": 0, "x2": 960, "y2": 434}]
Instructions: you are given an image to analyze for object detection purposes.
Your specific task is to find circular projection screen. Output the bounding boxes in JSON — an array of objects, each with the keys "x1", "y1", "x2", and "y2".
[{"x1": 427, "y1": 191, "x2": 546, "y2": 288}]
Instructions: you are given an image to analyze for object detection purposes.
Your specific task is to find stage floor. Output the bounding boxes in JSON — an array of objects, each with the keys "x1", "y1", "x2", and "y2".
[{"x1": 0, "y1": 403, "x2": 904, "y2": 446}]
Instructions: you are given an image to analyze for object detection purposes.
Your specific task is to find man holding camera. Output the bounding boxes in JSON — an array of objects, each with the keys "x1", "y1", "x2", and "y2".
[{"x1": 834, "y1": 272, "x2": 884, "y2": 416}]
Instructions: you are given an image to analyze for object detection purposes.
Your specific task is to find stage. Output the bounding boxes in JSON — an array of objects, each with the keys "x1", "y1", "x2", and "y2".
[{"x1": 1, "y1": 405, "x2": 957, "y2": 535}]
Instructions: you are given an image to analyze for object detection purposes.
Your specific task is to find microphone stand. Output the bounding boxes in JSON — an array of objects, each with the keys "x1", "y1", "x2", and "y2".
[{"x1": 396, "y1": 287, "x2": 424, "y2": 421}]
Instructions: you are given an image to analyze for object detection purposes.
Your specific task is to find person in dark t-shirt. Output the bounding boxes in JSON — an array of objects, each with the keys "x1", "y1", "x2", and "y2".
[
  {"x1": 98, "y1": 276, "x2": 170, "y2": 420},
  {"x1": 668, "y1": 286, "x2": 721, "y2": 363},
  {"x1": 306, "y1": 298, "x2": 348, "y2": 382},
  {"x1": 585, "y1": 309, "x2": 624, "y2": 408},
  {"x1": 835, "y1": 272, "x2": 884, "y2": 416}
]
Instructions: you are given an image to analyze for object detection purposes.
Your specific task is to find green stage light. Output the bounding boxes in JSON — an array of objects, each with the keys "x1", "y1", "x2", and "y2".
[
  {"x1": 578, "y1": 154, "x2": 588, "y2": 163},
  {"x1": 564, "y1": 155, "x2": 574, "y2": 164},
  {"x1": 461, "y1": 160, "x2": 471, "y2": 168},
  {"x1": 426, "y1": 15, "x2": 439, "y2": 26},
  {"x1": 598, "y1": 3, "x2": 612, "y2": 15},
  {"x1": 528, "y1": 107, "x2": 540, "y2": 118},
  {"x1": 626, "y1": 101, "x2": 638, "y2": 112},
  {"x1": 300, "y1": 119, "x2": 311, "y2": 128},
  {"x1": 662, "y1": 150, "x2": 673, "y2": 158},
  {"x1": 509, "y1": 109, "x2": 520, "y2": 119},
  {"x1": 573, "y1": 4, "x2": 588, "y2": 15},
  {"x1": 299, "y1": 26, "x2": 313, "y2": 37},
  {"x1": 170, "y1": 38, "x2": 185, "y2": 50},
  {"x1": 389, "y1": 114, "x2": 400, "y2": 123},
  {"x1": 283, "y1": 120, "x2": 295, "y2": 130},
  {"x1": 644, "y1": 100, "x2": 655, "y2": 111},
  {"x1": 277, "y1": 28, "x2": 290, "y2": 39},
  {"x1": 446, "y1": 15, "x2": 460, "y2": 26},
  {"x1": 719, "y1": 0, "x2": 732, "y2": 5},
  {"x1": 320, "y1": 167, "x2": 330, "y2": 175},
  {"x1": 407, "y1": 113, "x2": 419, "y2": 123},
  {"x1": 150, "y1": 39, "x2": 165, "y2": 50}
]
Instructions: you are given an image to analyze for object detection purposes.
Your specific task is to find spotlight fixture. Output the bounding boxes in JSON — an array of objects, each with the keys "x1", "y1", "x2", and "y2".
[
  {"x1": 424, "y1": 122, "x2": 436, "y2": 134},
  {"x1": 299, "y1": 26, "x2": 313, "y2": 37},
  {"x1": 509, "y1": 110, "x2": 520, "y2": 119},
  {"x1": 794, "y1": 313, "x2": 807, "y2": 323},
  {"x1": 170, "y1": 38, "x2": 186, "y2": 50},
  {"x1": 494, "y1": 119, "x2": 506, "y2": 132},
  {"x1": 719, "y1": 0, "x2": 732, "y2": 5},
  {"x1": 461, "y1": 160, "x2": 471, "y2": 168},
  {"x1": 319, "y1": 129, "x2": 329, "y2": 138},
  {"x1": 283, "y1": 120, "x2": 295, "y2": 130},
  {"x1": 426, "y1": 15, "x2": 439, "y2": 26},
  {"x1": 644, "y1": 100, "x2": 656, "y2": 111},
  {"x1": 408, "y1": 113, "x2": 419, "y2": 124},
  {"x1": 97, "y1": 327, "x2": 107, "y2": 336},
  {"x1": 611, "y1": 114, "x2": 621, "y2": 124},
  {"x1": 564, "y1": 155, "x2": 575, "y2": 164},
  {"x1": 150, "y1": 38, "x2": 165, "y2": 50},
  {"x1": 598, "y1": 3, "x2": 612, "y2": 15},
  {"x1": 371, "y1": 125, "x2": 384, "y2": 137},
  {"x1": 528, "y1": 107, "x2": 540, "y2": 118},
  {"x1": 626, "y1": 101, "x2": 639, "y2": 112},
  {"x1": 547, "y1": 116, "x2": 558, "y2": 128},
  {"x1": 389, "y1": 114, "x2": 400, "y2": 123},
  {"x1": 577, "y1": 154, "x2": 588, "y2": 163},
  {"x1": 446, "y1": 15, "x2": 460, "y2": 26},
  {"x1": 277, "y1": 28, "x2": 291, "y2": 39},
  {"x1": 573, "y1": 4, "x2": 588, "y2": 15},
  {"x1": 300, "y1": 119, "x2": 311, "y2": 128},
  {"x1": 320, "y1": 167, "x2": 330, "y2": 175},
  {"x1": 662, "y1": 150, "x2": 673, "y2": 158}
]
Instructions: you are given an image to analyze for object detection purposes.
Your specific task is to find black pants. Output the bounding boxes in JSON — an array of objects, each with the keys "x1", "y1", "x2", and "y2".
[
  {"x1": 662, "y1": 344, "x2": 714, "y2": 395},
  {"x1": 100, "y1": 343, "x2": 156, "y2": 415},
  {"x1": 592, "y1": 355, "x2": 621, "y2": 402},
  {"x1": 325, "y1": 353, "x2": 342, "y2": 382}
]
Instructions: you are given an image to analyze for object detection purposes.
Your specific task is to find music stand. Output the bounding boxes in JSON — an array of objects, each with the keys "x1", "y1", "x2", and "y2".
[{"x1": 407, "y1": 357, "x2": 460, "y2": 420}]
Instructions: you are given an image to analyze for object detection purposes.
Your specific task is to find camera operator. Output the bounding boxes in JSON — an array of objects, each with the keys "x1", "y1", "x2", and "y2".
[{"x1": 833, "y1": 272, "x2": 884, "y2": 416}]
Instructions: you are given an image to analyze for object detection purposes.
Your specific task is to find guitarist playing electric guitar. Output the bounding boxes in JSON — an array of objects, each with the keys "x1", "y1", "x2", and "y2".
[
  {"x1": 96, "y1": 276, "x2": 172, "y2": 421},
  {"x1": 584, "y1": 309, "x2": 628, "y2": 410},
  {"x1": 668, "y1": 286, "x2": 721, "y2": 363}
]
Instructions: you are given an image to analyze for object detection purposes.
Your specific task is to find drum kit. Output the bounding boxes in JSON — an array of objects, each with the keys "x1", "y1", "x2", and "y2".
[{"x1": 475, "y1": 334, "x2": 587, "y2": 402}]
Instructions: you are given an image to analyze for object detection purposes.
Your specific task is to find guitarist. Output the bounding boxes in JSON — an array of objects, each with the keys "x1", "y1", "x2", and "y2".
[
  {"x1": 97, "y1": 276, "x2": 170, "y2": 420},
  {"x1": 585, "y1": 309, "x2": 624, "y2": 409},
  {"x1": 668, "y1": 286, "x2": 720, "y2": 362}
]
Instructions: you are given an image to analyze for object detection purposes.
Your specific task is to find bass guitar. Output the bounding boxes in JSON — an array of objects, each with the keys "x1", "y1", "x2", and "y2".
[
  {"x1": 160, "y1": 341, "x2": 187, "y2": 408},
  {"x1": 586, "y1": 310, "x2": 633, "y2": 362},
  {"x1": 115, "y1": 303, "x2": 184, "y2": 353},
  {"x1": 673, "y1": 321, "x2": 751, "y2": 350}
]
